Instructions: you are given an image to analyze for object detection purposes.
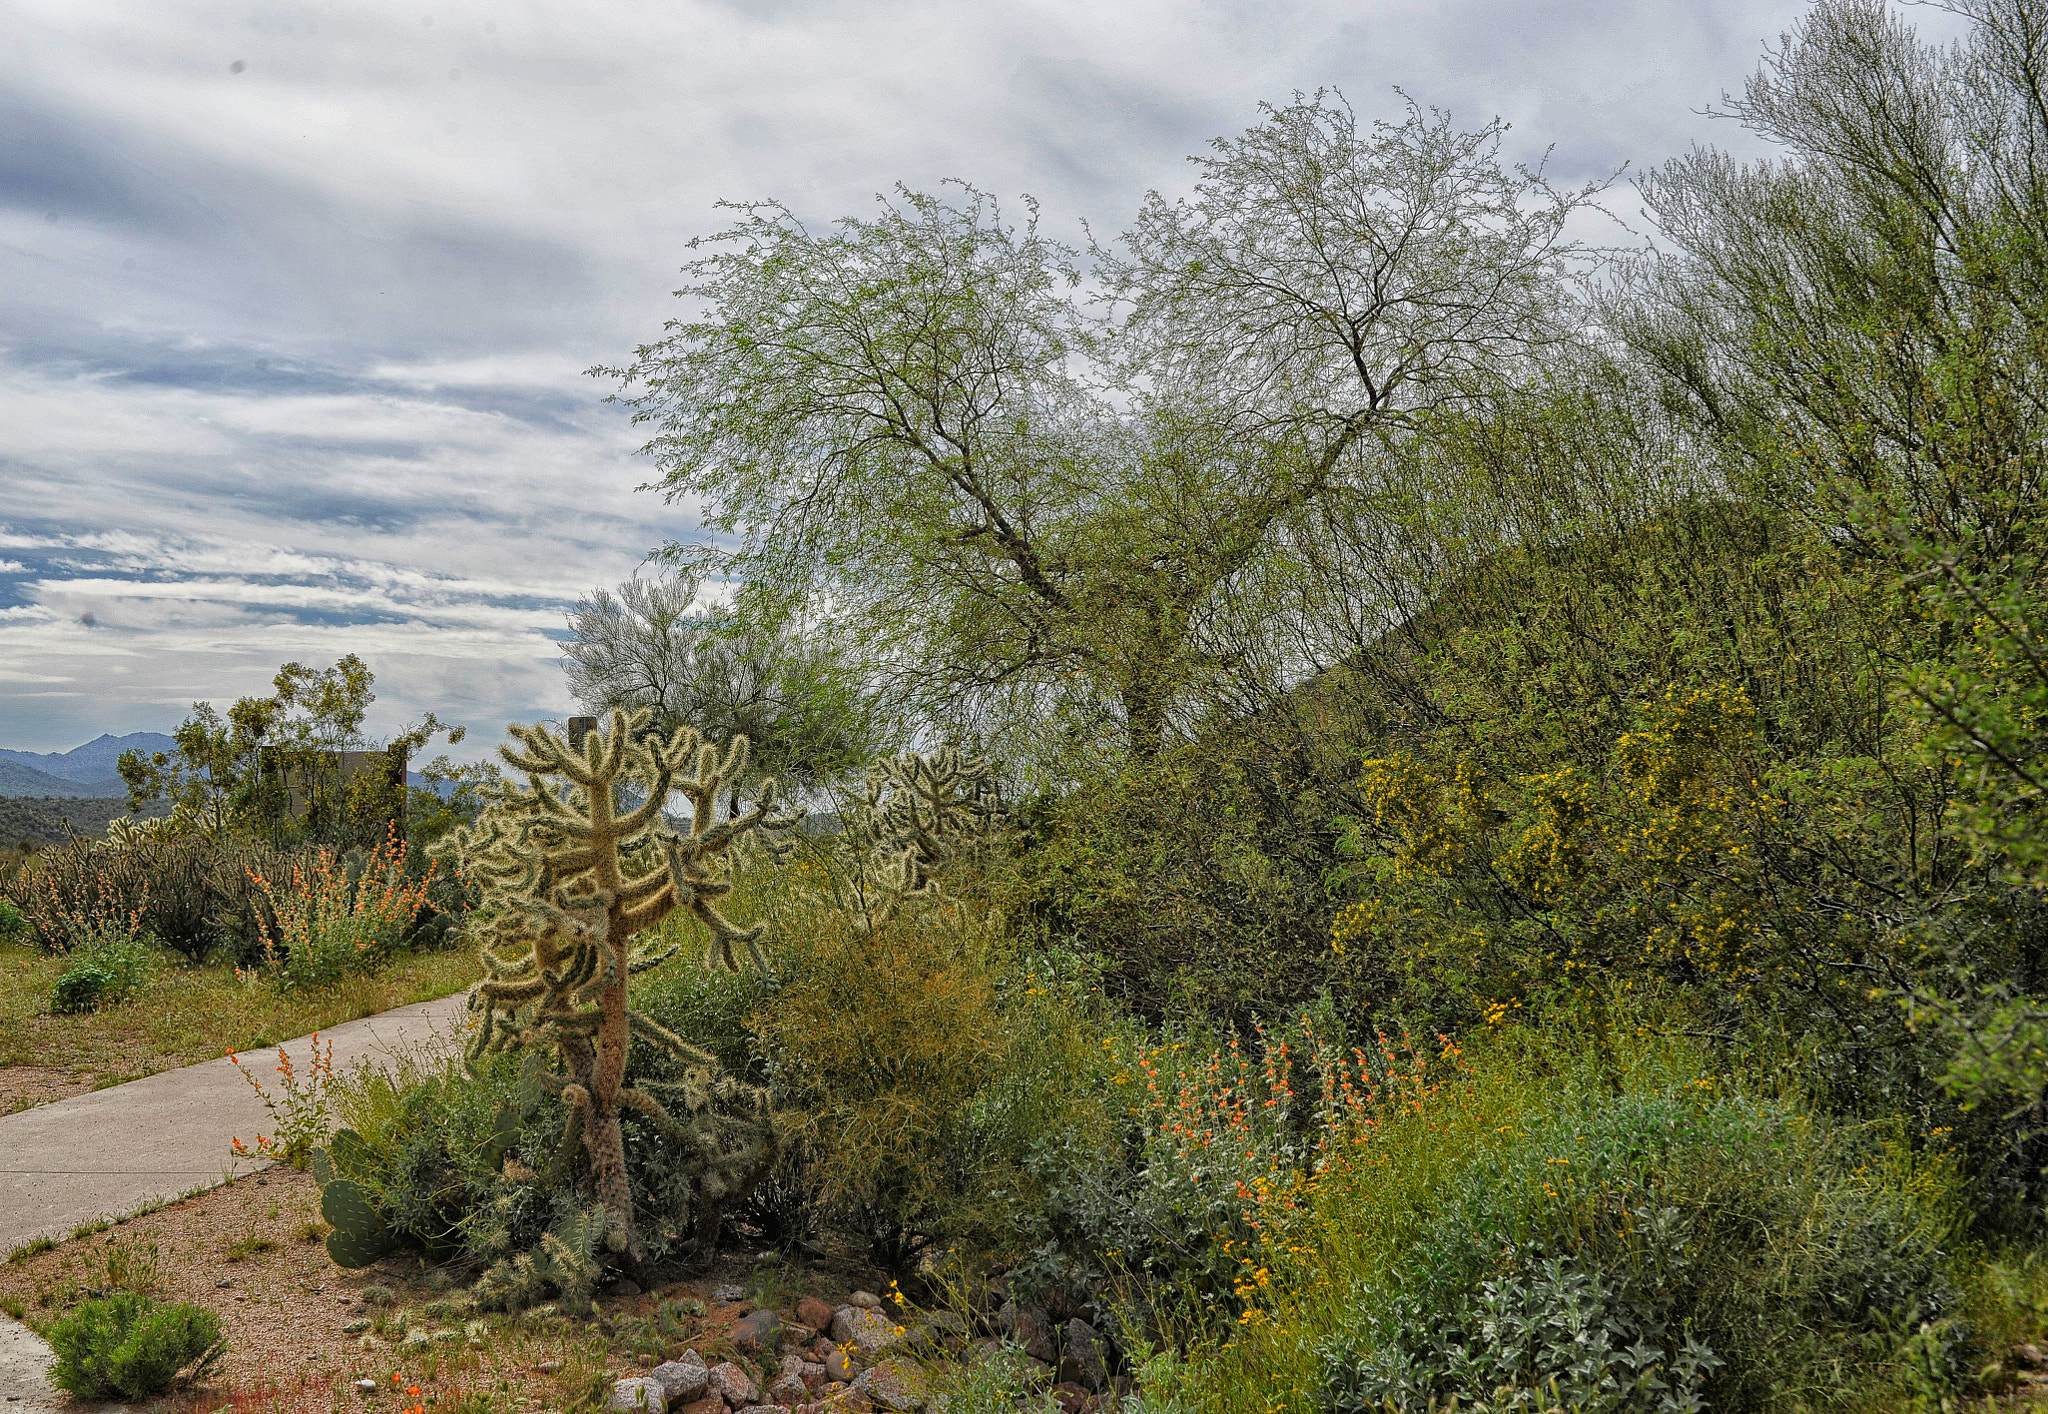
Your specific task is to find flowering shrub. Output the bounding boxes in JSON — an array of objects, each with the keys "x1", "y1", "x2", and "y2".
[
  {"x1": 228, "y1": 1033, "x2": 336, "y2": 1167},
  {"x1": 246, "y1": 829, "x2": 433, "y2": 992},
  {"x1": 1016, "y1": 1009, "x2": 1453, "y2": 1328}
]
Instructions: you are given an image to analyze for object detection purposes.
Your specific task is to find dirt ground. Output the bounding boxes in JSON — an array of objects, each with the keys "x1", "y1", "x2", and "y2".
[
  {"x1": 0, "y1": 1065, "x2": 98, "y2": 1115},
  {"x1": 0, "y1": 1167, "x2": 884, "y2": 1414}
]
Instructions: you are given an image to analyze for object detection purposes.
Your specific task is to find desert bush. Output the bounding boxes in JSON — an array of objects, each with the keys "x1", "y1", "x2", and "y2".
[
  {"x1": 248, "y1": 830, "x2": 433, "y2": 990},
  {"x1": 49, "y1": 923, "x2": 163, "y2": 1013},
  {"x1": 4, "y1": 829, "x2": 291, "y2": 964},
  {"x1": 1001, "y1": 732, "x2": 1348, "y2": 1027},
  {"x1": 0, "y1": 896, "x2": 26, "y2": 942},
  {"x1": 735, "y1": 896, "x2": 1096, "y2": 1273},
  {"x1": 1123, "y1": 1028, "x2": 1968, "y2": 1414},
  {"x1": 45, "y1": 1293, "x2": 223, "y2": 1400}
]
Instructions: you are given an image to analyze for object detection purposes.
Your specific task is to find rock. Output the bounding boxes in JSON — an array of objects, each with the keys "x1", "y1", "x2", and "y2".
[
  {"x1": 787, "y1": 1323, "x2": 817, "y2": 1348},
  {"x1": 1060, "y1": 1320, "x2": 1109, "y2": 1393},
  {"x1": 739, "y1": 1406, "x2": 785, "y2": 1414},
  {"x1": 2022, "y1": 1343, "x2": 2047, "y2": 1369},
  {"x1": 343, "y1": 1319, "x2": 372, "y2": 1333},
  {"x1": 680, "y1": 1350, "x2": 709, "y2": 1369},
  {"x1": 614, "y1": 1279, "x2": 645, "y2": 1298},
  {"x1": 822, "y1": 1346, "x2": 857, "y2": 1383},
  {"x1": 996, "y1": 1304, "x2": 1056, "y2": 1365},
  {"x1": 923, "y1": 1311, "x2": 967, "y2": 1339},
  {"x1": 769, "y1": 1374, "x2": 809, "y2": 1405},
  {"x1": 733, "y1": 1307, "x2": 784, "y2": 1357},
  {"x1": 831, "y1": 1306, "x2": 902, "y2": 1355},
  {"x1": 714, "y1": 1283, "x2": 748, "y2": 1303},
  {"x1": 799, "y1": 1362, "x2": 828, "y2": 1394},
  {"x1": 1049, "y1": 1383, "x2": 1095, "y2": 1414},
  {"x1": 538, "y1": 1361, "x2": 564, "y2": 1374},
  {"x1": 849, "y1": 1290, "x2": 884, "y2": 1311},
  {"x1": 355, "y1": 1379, "x2": 378, "y2": 1394},
  {"x1": 682, "y1": 1400, "x2": 726, "y2": 1414},
  {"x1": 797, "y1": 1296, "x2": 836, "y2": 1331},
  {"x1": 610, "y1": 1378, "x2": 669, "y2": 1414},
  {"x1": 654, "y1": 1362, "x2": 712, "y2": 1404},
  {"x1": 852, "y1": 1364, "x2": 921, "y2": 1413},
  {"x1": 712, "y1": 1361, "x2": 760, "y2": 1407}
]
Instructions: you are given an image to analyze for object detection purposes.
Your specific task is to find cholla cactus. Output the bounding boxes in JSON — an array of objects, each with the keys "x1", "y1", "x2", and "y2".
[
  {"x1": 836, "y1": 747, "x2": 1003, "y2": 925},
  {"x1": 433, "y1": 708, "x2": 796, "y2": 1274}
]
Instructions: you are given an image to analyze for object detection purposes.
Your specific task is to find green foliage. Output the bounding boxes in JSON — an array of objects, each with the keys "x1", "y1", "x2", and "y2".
[
  {"x1": 49, "y1": 926, "x2": 161, "y2": 1013},
  {"x1": 7, "y1": 827, "x2": 290, "y2": 964},
  {"x1": 247, "y1": 833, "x2": 435, "y2": 992},
  {"x1": 0, "y1": 896, "x2": 24, "y2": 943},
  {"x1": 565, "y1": 574, "x2": 885, "y2": 804},
  {"x1": 1315, "y1": 1071, "x2": 1963, "y2": 1413},
  {"x1": 117, "y1": 654, "x2": 464, "y2": 849},
  {"x1": 1003, "y1": 734, "x2": 1343, "y2": 1025},
  {"x1": 45, "y1": 1293, "x2": 224, "y2": 1400},
  {"x1": 738, "y1": 893, "x2": 1094, "y2": 1273}
]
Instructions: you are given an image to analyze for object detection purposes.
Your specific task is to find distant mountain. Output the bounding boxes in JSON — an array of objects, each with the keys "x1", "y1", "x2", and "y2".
[
  {"x1": 0, "y1": 760, "x2": 128, "y2": 799},
  {"x1": 0, "y1": 732, "x2": 175, "y2": 784}
]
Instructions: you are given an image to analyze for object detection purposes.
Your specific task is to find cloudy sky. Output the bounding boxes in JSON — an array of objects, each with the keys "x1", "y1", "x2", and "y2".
[{"x1": 0, "y1": 0, "x2": 1944, "y2": 755}]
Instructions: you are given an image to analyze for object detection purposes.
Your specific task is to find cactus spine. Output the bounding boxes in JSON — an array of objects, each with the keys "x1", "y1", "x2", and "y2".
[{"x1": 433, "y1": 708, "x2": 795, "y2": 1276}]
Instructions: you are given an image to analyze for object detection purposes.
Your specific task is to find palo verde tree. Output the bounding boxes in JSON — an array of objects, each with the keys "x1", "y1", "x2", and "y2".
[
  {"x1": 435, "y1": 709, "x2": 796, "y2": 1274},
  {"x1": 601, "y1": 94, "x2": 1602, "y2": 768},
  {"x1": 563, "y1": 574, "x2": 883, "y2": 811}
]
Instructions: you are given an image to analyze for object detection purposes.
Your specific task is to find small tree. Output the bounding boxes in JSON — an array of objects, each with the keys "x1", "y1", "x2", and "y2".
[
  {"x1": 564, "y1": 575, "x2": 882, "y2": 811},
  {"x1": 436, "y1": 709, "x2": 796, "y2": 1274}
]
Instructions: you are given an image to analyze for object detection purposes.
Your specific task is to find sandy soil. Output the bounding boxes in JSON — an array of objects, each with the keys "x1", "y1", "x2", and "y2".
[
  {"x1": 0, "y1": 1168, "x2": 877, "y2": 1414},
  {"x1": 0, "y1": 1066, "x2": 97, "y2": 1116}
]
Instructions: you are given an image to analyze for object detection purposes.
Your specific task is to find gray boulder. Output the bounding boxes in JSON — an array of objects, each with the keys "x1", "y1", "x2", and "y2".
[
  {"x1": 732, "y1": 1308, "x2": 783, "y2": 1357},
  {"x1": 830, "y1": 1304, "x2": 903, "y2": 1355},
  {"x1": 711, "y1": 1362, "x2": 759, "y2": 1407},
  {"x1": 653, "y1": 1362, "x2": 711, "y2": 1404},
  {"x1": 1060, "y1": 1320, "x2": 1109, "y2": 1393},
  {"x1": 609, "y1": 1378, "x2": 668, "y2": 1414}
]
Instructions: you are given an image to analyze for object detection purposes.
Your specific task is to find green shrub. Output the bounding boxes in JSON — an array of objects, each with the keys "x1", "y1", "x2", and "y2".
[
  {"x1": 45, "y1": 1293, "x2": 223, "y2": 1399},
  {"x1": 732, "y1": 894, "x2": 1103, "y2": 1274},
  {"x1": 1305, "y1": 1038, "x2": 1965, "y2": 1414},
  {"x1": 0, "y1": 896, "x2": 26, "y2": 943},
  {"x1": 49, "y1": 927, "x2": 162, "y2": 1013}
]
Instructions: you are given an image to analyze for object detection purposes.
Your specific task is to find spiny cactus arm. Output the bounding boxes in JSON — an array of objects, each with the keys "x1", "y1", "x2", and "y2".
[
  {"x1": 611, "y1": 754, "x2": 685, "y2": 836},
  {"x1": 501, "y1": 719, "x2": 612, "y2": 790},
  {"x1": 627, "y1": 940, "x2": 681, "y2": 974},
  {"x1": 626, "y1": 1009, "x2": 722, "y2": 1067},
  {"x1": 476, "y1": 975, "x2": 550, "y2": 1009},
  {"x1": 691, "y1": 792, "x2": 785, "y2": 857}
]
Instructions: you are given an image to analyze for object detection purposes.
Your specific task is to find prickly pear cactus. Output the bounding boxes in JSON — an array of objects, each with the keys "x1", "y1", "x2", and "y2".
[{"x1": 320, "y1": 1177, "x2": 396, "y2": 1268}]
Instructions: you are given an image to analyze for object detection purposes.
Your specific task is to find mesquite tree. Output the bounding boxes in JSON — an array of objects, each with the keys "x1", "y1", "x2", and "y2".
[{"x1": 435, "y1": 709, "x2": 795, "y2": 1274}]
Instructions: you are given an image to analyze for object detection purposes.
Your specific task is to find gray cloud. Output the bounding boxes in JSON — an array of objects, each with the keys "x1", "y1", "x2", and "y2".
[{"x1": 0, "y1": 0, "x2": 1906, "y2": 753}]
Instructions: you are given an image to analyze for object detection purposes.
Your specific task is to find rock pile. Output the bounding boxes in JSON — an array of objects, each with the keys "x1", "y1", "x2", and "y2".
[{"x1": 606, "y1": 1290, "x2": 1121, "y2": 1414}]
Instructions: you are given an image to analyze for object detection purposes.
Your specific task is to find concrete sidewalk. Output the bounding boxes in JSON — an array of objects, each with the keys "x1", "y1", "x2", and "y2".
[{"x1": 0, "y1": 989, "x2": 473, "y2": 1258}]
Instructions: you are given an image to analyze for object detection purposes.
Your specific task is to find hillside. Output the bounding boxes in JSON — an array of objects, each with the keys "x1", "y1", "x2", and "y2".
[
  {"x1": 0, "y1": 759, "x2": 127, "y2": 798},
  {"x1": 0, "y1": 795, "x2": 163, "y2": 848}
]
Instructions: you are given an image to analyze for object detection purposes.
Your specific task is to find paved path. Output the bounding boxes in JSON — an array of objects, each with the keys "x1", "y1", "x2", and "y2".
[
  {"x1": 0, "y1": 988, "x2": 473, "y2": 1409},
  {"x1": 0, "y1": 990, "x2": 473, "y2": 1258}
]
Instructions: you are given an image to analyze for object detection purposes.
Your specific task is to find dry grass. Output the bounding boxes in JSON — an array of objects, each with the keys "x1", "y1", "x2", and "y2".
[{"x1": 0, "y1": 943, "x2": 481, "y2": 1113}]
